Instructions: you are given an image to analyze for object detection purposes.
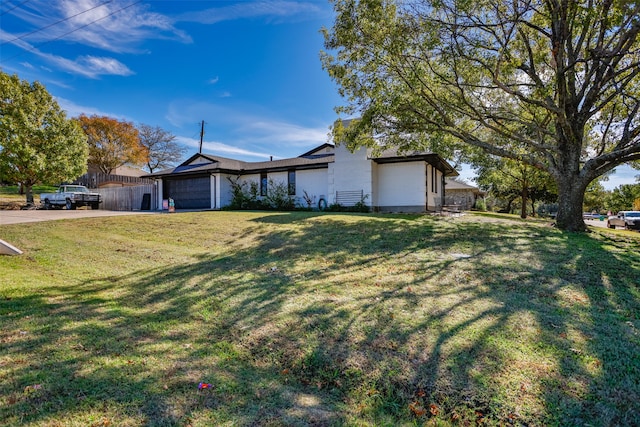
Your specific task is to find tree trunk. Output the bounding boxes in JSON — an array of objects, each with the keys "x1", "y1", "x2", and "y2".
[
  {"x1": 520, "y1": 187, "x2": 528, "y2": 219},
  {"x1": 530, "y1": 198, "x2": 536, "y2": 217},
  {"x1": 24, "y1": 183, "x2": 34, "y2": 206},
  {"x1": 555, "y1": 178, "x2": 587, "y2": 231}
]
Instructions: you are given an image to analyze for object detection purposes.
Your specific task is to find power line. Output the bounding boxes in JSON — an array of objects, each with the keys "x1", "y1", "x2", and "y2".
[
  {"x1": 2, "y1": 0, "x2": 143, "y2": 62},
  {"x1": 1, "y1": 0, "x2": 114, "y2": 46},
  {"x1": 0, "y1": 0, "x2": 32, "y2": 18}
]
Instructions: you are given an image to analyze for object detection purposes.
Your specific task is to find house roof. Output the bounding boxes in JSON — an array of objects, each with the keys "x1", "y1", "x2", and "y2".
[
  {"x1": 145, "y1": 143, "x2": 458, "y2": 178},
  {"x1": 444, "y1": 178, "x2": 485, "y2": 194},
  {"x1": 145, "y1": 150, "x2": 333, "y2": 178},
  {"x1": 298, "y1": 143, "x2": 335, "y2": 158}
]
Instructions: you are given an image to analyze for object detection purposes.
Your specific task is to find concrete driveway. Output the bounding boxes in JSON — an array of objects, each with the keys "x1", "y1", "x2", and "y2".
[
  {"x1": 0, "y1": 208, "x2": 158, "y2": 225},
  {"x1": 585, "y1": 218, "x2": 609, "y2": 228}
]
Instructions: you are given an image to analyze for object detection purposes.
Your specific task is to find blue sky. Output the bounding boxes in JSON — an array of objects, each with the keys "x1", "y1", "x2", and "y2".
[{"x1": 0, "y1": 0, "x2": 637, "y2": 189}]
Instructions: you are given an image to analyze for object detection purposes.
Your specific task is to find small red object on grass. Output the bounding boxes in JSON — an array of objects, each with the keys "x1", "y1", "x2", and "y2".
[{"x1": 198, "y1": 382, "x2": 212, "y2": 389}]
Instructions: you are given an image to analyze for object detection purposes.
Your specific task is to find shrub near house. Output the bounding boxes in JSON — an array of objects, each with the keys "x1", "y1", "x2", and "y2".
[{"x1": 226, "y1": 177, "x2": 295, "y2": 210}]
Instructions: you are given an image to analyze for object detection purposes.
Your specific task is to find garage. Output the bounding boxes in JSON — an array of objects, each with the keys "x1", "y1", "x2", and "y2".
[{"x1": 163, "y1": 176, "x2": 210, "y2": 209}]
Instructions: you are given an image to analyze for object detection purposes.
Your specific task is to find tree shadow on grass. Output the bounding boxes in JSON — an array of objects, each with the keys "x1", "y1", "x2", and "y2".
[{"x1": 2, "y1": 211, "x2": 639, "y2": 425}]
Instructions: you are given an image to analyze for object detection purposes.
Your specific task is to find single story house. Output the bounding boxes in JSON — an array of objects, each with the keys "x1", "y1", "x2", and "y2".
[
  {"x1": 443, "y1": 178, "x2": 486, "y2": 210},
  {"x1": 144, "y1": 142, "x2": 460, "y2": 213}
]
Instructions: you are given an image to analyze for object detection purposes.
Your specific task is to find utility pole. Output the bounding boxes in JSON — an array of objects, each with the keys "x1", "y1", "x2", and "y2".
[{"x1": 199, "y1": 120, "x2": 205, "y2": 154}]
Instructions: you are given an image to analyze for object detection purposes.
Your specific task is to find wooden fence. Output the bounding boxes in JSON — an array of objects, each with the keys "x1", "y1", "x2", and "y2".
[
  {"x1": 96, "y1": 185, "x2": 156, "y2": 211},
  {"x1": 75, "y1": 172, "x2": 154, "y2": 189}
]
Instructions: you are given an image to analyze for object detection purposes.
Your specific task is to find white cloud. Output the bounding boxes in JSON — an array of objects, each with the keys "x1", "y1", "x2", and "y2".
[
  {"x1": 5, "y1": 0, "x2": 191, "y2": 53},
  {"x1": 602, "y1": 164, "x2": 640, "y2": 190},
  {"x1": 1, "y1": 28, "x2": 133, "y2": 78},
  {"x1": 77, "y1": 55, "x2": 133, "y2": 76},
  {"x1": 44, "y1": 51, "x2": 133, "y2": 78},
  {"x1": 208, "y1": 76, "x2": 220, "y2": 84},
  {"x1": 176, "y1": 136, "x2": 273, "y2": 160},
  {"x1": 244, "y1": 120, "x2": 328, "y2": 147},
  {"x1": 55, "y1": 96, "x2": 134, "y2": 121},
  {"x1": 165, "y1": 99, "x2": 331, "y2": 160},
  {"x1": 176, "y1": 1, "x2": 326, "y2": 24}
]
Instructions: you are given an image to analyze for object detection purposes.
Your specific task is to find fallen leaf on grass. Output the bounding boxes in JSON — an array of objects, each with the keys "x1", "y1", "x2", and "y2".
[
  {"x1": 24, "y1": 384, "x2": 42, "y2": 393},
  {"x1": 429, "y1": 403, "x2": 439, "y2": 416},
  {"x1": 409, "y1": 401, "x2": 427, "y2": 417}
]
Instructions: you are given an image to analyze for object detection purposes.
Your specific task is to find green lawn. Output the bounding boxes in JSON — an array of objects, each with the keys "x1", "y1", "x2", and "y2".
[{"x1": 1, "y1": 211, "x2": 639, "y2": 426}]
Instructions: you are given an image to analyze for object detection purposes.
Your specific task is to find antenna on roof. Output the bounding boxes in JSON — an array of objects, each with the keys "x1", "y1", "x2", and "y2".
[{"x1": 199, "y1": 120, "x2": 205, "y2": 153}]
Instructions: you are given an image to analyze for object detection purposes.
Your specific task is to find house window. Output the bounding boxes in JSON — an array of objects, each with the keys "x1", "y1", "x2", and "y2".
[
  {"x1": 288, "y1": 170, "x2": 296, "y2": 195},
  {"x1": 260, "y1": 173, "x2": 268, "y2": 196}
]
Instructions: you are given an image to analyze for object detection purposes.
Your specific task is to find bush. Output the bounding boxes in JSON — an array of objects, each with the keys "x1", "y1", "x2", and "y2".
[
  {"x1": 226, "y1": 179, "x2": 371, "y2": 213},
  {"x1": 263, "y1": 179, "x2": 295, "y2": 210},
  {"x1": 327, "y1": 195, "x2": 370, "y2": 213},
  {"x1": 226, "y1": 176, "x2": 295, "y2": 211},
  {"x1": 474, "y1": 198, "x2": 487, "y2": 212},
  {"x1": 226, "y1": 176, "x2": 263, "y2": 210}
]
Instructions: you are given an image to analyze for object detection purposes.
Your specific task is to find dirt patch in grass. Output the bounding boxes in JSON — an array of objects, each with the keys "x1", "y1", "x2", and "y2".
[{"x1": 1, "y1": 211, "x2": 639, "y2": 426}]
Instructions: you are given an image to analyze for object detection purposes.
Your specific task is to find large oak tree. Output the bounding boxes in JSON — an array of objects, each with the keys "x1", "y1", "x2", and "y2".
[
  {"x1": 0, "y1": 72, "x2": 88, "y2": 205},
  {"x1": 322, "y1": 0, "x2": 640, "y2": 231}
]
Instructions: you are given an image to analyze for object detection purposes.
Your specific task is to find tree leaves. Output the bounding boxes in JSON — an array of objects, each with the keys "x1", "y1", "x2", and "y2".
[
  {"x1": 322, "y1": 0, "x2": 640, "y2": 230},
  {"x1": 77, "y1": 115, "x2": 147, "y2": 174},
  {"x1": 0, "y1": 72, "x2": 88, "y2": 203}
]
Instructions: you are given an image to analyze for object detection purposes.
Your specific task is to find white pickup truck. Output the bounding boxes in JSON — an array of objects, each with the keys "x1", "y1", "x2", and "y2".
[
  {"x1": 40, "y1": 185, "x2": 101, "y2": 210},
  {"x1": 607, "y1": 211, "x2": 640, "y2": 230}
]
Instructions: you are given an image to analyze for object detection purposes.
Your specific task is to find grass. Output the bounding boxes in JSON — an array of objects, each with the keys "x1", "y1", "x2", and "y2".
[
  {"x1": 1, "y1": 211, "x2": 639, "y2": 426},
  {"x1": 0, "y1": 185, "x2": 57, "y2": 209}
]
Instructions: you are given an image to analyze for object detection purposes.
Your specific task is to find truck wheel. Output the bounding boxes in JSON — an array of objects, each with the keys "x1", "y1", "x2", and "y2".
[
  {"x1": 607, "y1": 222, "x2": 614, "y2": 229},
  {"x1": 66, "y1": 199, "x2": 76, "y2": 210},
  {"x1": 91, "y1": 202, "x2": 99, "y2": 210},
  {"x1": 44, "y1": 199, "x2": 51, "y2": 210}
]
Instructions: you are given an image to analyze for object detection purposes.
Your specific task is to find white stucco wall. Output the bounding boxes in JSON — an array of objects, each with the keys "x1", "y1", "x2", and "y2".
[
  {"x1": 376, "y1": 162, "x2": 426, "y2": 208},
  {"x1": 296, "y1": 169, "x2": 328, "y2": 208},
  {"x1": 211, "y1": 174, "x2": 220, "y2": 209},
  {"x1": 331, "y1": 144, "x2": 373, "y2": 204},
  {"x1": 426, "y1": 164, "x2": 443, "y2": 210},
  {"x1": 154, "y1": 179, "x2": 163, "y2": 210},
  {"x1": 219, "y1": 173, "x2": 235, "y2": 207}
]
